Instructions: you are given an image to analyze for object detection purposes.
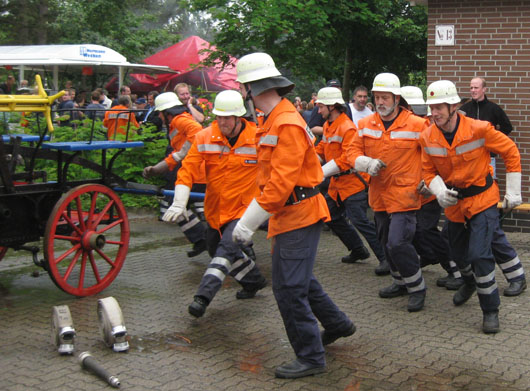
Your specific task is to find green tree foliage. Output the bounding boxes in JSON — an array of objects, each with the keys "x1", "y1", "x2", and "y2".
[{"x1": 185, "y1": 0, "x2": 427, "y2": 100}]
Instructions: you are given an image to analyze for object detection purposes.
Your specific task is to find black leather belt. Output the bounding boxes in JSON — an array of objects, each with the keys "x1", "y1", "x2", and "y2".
[
  {"x1": 285, "y1": 186, "x2": 320, "y2": 206},
  {"x1": 452, "y1": 173, "x2": 493, "y2": 199},
  {"x1": 332, "y1": 168, "x2": 369, "y2": 191}
]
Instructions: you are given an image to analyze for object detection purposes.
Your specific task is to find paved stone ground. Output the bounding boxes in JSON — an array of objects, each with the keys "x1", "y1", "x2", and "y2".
[{"x1": 1, "y1": 213, "x2": 530, "y2": 391}]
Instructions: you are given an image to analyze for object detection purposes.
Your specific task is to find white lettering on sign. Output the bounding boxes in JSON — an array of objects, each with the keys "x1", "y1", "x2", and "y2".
[{"x1": 435, "y1": 25, "x2": 455, "y2": 46}]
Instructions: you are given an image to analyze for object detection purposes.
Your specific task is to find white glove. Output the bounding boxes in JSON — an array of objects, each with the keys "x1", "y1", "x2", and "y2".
[
  {"x1": 162, "y1": 184, "x2": 190, "y2": 222},
  {"x1": 354, "y1": 156, "x2": 386, "y2": 176},
  {"x1": 232, "y1": 199, "x2": 272, "y2": 245},
  {"x1": 322, "y1": 159, "x2": 340, "y2": 178},
  {"x1": 429, "y1": 175, "x2": 459, "y2": 208},
  {"x1": 417, "y1": 180, "x2": 433, "y2": 196},
  {"x1": 503, "y1": 172, "x2": 522, "y2": 209}
]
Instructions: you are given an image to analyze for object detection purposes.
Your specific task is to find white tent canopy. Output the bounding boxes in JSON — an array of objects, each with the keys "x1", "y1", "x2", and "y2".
[{"x1": 0, "y1": 44, "x2": 177, "y2": 92}]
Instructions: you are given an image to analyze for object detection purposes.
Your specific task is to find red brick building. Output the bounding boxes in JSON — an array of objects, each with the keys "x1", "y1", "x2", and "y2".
[{"x1": 423, "y1": 0, "x2": 530, "y2": 231}]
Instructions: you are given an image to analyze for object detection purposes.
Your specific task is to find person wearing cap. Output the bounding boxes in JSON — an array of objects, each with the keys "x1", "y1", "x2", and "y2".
[
  {"x1": 422, "y1": 80, "x2": 522, "y2": 333},
  {"x1": 164, "y1": 90, "x2": 268, "y2": 318},
  {"x1": 102, "y1": 95, "x2": 139, "y2": 139},
  {"x1": 307, "y1": 79, "x2": 353, "y2": 137},
  {"x1": 232, "y1": 52, "x2": 355, "y2": 379},
  {"x1": 347, "y1": 73, "x2": 429, "y2": 313},
  {"x1": 142, "y1": 92, "x2": 208, "y2": 258},
  {"x1": 315, "y1": 87, "x2": 389, "y2": 275}
]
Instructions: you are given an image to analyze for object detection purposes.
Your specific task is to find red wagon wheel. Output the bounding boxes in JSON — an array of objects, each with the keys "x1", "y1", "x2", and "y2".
[{"x1": 44, "y1": 184, "x2": 129, "y2": 296}]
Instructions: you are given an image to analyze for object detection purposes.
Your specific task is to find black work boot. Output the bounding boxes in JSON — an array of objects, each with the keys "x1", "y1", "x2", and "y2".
[
  {"x1": 379, "y1": 283, "x2": 407, "y2": 298},
  {"x1": 453, "y1": 282, "x2": 476, "y2": 306},
  {"x1": 436, "y1": 274, "x2": 452, "y2": 287},
  {"x1": 375, "y1": 260, "x2": 390, "y2": 276},
  {"x1": 504, "y1": 278, "x2": 527, "y2": 297},
  {"x1": 321, "y1": 322, "x2": 356, "y2": 346},
  {"x1": 407, "y1": 291, "x2": 426, "y2": 312},
  {"x1": 341, "y1": 246, "x2": 370, "y2": 263},
  {"x1": 188, "y1": 296, "x2": 208, "y2": 318},
  {"x1": 444, "y1": 276, "x2": 465, "y2": 290},
  {"x1": 482, "y1": 310, "x2": 500, "y2": 334},
  {"x1": 236, "y1": 278, "x2": 267, "y2": 299},
  {"x1": 187, "y1": 239, "x2": 207, "y2": 258}
]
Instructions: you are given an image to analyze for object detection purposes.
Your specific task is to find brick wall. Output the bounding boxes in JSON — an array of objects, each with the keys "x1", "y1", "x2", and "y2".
[{"x1": 427, "y1": 0, "x2": 530, "y2": 232}]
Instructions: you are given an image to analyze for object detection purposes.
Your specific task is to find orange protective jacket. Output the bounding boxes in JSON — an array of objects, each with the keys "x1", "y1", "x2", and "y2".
[
  {"x1": 164, "y1": 112, "x2": 206, "y2": 183},
  {"x1": 315, "y1": 112, "x2": 370, "y2": 201},
  {"x1": 255, "y1": 98, "x2": 330, "y2": 237},
  {"x1": 347, "y1": 109, "x2": 428, "y2": 213},
  {"x1": 176, "y1": 119, "x2": 259, "y2": 231},
  {"x1": 420, "y1": 114, "x2": 521, "y2": 223},
  {"x1": 103, "y1": 105, "x2": 139, "y2": 140}
]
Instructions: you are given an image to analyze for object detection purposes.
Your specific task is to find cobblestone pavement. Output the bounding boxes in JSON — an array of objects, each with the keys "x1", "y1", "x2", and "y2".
[{"x1": 1, "y1": 213, "x2": 530, "y2": 391}]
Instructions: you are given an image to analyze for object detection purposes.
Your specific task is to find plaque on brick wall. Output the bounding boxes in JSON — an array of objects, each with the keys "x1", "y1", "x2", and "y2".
[{"x1": 435, "y1": 25, "x2": 455, "y2": 46}]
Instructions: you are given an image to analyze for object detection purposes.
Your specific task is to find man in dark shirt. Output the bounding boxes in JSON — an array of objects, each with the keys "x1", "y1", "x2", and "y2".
[{"x1": 459, "y1": 77, "x2": 512, "y2": 136}]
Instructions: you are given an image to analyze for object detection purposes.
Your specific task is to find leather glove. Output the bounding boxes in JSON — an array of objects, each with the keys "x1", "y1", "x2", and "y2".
[
  {"x1": 232, "y1": 199, "x2": 272, "y2": 245},
  {"x1": 354, "y1": 156, "x2": 386, "y2": 176},
  {"x1": 162, "y1": 185, "x2": 190, "y2": 222},
  {"x1": 142, "y1": 160, "x2": 169, "y2": 179},
  {"x1": 503, "y1": 172, "x2": 522, "y2": 209},
  {"x1": 322, "y1": 159, "x2": 340, "y2": 178},
  {"x1": 429, "y1": 175, "x2": 459, "y2": 208},
  {"x1": 417, "y1": 180, "x2": 433, "y2": 196}
]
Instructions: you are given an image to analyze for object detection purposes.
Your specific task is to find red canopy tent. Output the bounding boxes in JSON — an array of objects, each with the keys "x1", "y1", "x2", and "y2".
[{"x1": 108, "y1": 36, "x2": 239, "y2": 93}]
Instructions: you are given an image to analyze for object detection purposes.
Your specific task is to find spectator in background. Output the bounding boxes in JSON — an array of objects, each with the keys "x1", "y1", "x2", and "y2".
[
  {"x1": 348, "y1": 86, "x2": 373, "y2": 127},
  {"x1": 97, "y1": 88, "x2": 113, "y2": 109},
  {"x1": 135, "y1": 97, "x2": 147, "y2": 121},
  {"x1": 85, "y1": 90, "x2": 106, "y2": 120},
  {"x1": 302, "y1": 101, "x2": 313, "y2": 124},
  {"x1": 140, "y1": 91, "x2": 163, "y2": 132},
  {"x1": 174, "y1": 83, "x2": 205, "y2": 123},
  {"x1": 0, "y1": 75, "x2": 16, "y2": 94},
  {"x1": 459, "y1": 77, "x2": 512, "y2": 178},
  {"x1": 111, "y1": 85, "x2": 131, "y2": 107},
  {"x1": 57, "y1": 88, "x2": 75, "y2": 127}
]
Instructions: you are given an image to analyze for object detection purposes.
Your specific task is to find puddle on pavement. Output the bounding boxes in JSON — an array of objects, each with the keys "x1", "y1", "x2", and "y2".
[{"x1": 128, "y1": 332, "x2": 192, "y2": 353}]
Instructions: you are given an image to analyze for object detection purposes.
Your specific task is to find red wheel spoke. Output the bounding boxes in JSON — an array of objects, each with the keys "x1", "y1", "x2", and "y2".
[
  {"x1": 74, "y1": 196, "x2": 86, "y2": 231},
  {"x1": 60, "y1": 211, "x2": 84, "y2": 236},
  {"x1": 77, "y1": 252, "x2": 88, "y2": 290},
  {"x1": 88, "y1": 251, "x2": 102, "y2": 283},
  {"x1": 54, "y1": 235, "x2": 81, "y2": 242},
  {"x1": 63, "y1": 248, "x2": 82, "y2": 280},
  {"x1": 105, "y1": 240, "x2": 125, "y2": 245},
  {"x1": 54, "y1": 243, "x2": 81, "y2": 265},
  {"x1": 87, "y1": 191, "x2": 99, "y2": 229},
  {"x1": 96, "y1": 219, "x2": 123, "y2": 234},
  {"x1": 95, "y1": 247, "x2": 116, "y2": 268},
  {"x1": 92, "y1": 199, "x2": 115, "y2": 227}
]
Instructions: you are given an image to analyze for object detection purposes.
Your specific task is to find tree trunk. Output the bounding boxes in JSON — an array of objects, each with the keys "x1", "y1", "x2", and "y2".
[{"x1": 342, "y1": 44, "x2": 352, "y2": 102}]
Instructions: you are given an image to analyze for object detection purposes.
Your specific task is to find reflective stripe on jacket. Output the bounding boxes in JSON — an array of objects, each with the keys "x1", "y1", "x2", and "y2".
[
  {"x1": 256, "y1": 98, "x2": 329, "y2": 237},
  {"x1": 315, "y1": 112, "x2": 369, "y2": 201},
  {"x1": 421, "y1": 114, "x2": 521, "y2": 222},
  {"x1": 102, "y1": 105, "x2": 139, "y2": 139},
  {"x1": 176, "y1": 119, "x2": 259, "y2": 230},
  {"x1": 347, "y1": 109, "x2": 427, "y2": 213}
]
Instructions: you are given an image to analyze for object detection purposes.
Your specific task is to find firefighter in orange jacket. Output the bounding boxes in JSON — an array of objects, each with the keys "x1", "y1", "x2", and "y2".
[
  {"x1": 162, "y1": 90, "x2": 267, "y2": 318},
  {"x1": 315, "y1": 87, "x2": 389, "y2": 275},
  {"x1": 232, "y1": 53, "x2": 355, "y2": 379},
  {"x1": 347, "y1": 73, "x2": 428, "y2": 313},
  {"x1": 421, "y1": 80, "x2": 522, "y2": 334},
  {"x1": 142, "y1": 92, "x2": 207, "y2": 257},
  {"x1": 103, "y1": 95, "x2": 139, "y2": 140}
]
